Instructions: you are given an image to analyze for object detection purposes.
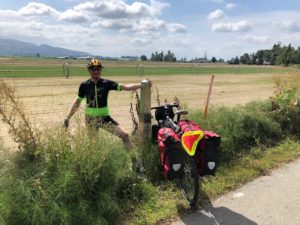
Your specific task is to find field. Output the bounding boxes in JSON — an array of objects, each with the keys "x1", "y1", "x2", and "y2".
[
  {"x1": 0, "y1": 57, "x2": 286, "y2": 150},
  {"x1": 2, "y1": 57, "x2": 300, "y2": 225}
]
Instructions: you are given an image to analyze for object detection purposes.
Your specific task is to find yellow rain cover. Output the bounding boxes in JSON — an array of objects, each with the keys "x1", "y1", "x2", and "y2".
[{"x1": 181, "y1": 130, "x2": 204, "y2": 156}]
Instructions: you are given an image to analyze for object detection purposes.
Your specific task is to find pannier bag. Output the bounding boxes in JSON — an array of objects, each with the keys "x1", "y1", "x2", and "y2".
[
  {"x1": 178, "y1": 120, "x2": 202, "y2": 133},
  {"x1": 198, "y1": 131, "x2": 220, "y2": 176},
  {"x1": 158, "y1": 127, "x2": 184, "y2": 179}
]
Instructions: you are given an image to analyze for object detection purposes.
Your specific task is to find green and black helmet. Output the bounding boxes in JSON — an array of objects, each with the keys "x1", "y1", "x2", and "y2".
[{"x1": 87, "y1": 58, "x2": 103, "y2": 70}]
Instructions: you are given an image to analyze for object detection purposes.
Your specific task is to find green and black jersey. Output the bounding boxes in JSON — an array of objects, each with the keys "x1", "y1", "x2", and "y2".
[{"x1": 77, "y1": 78, "x2": 121, "y2": 117}]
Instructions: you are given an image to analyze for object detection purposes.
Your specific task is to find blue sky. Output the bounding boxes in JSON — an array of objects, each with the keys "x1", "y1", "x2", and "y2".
[{"x1": 1, "y1": 0, "x2": 300, "y2": 59}]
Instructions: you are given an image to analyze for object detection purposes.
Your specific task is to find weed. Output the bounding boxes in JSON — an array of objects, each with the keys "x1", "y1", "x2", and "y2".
[{"x1": 0, "y1": 80, "x2": 40, "y2": 158}]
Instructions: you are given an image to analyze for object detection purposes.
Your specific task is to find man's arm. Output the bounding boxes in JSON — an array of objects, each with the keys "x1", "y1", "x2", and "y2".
[
  {"x1": 65, "y1": 98, "x2": 82, "y2": 121},
  {"x1": 119, "y1": 84, "x2": 141, "y2": 91}
]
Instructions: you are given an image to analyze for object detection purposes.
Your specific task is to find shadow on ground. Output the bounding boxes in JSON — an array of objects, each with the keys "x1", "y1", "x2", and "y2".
[
  {"x1": 178, "y1": 204, "x2": 258, "y2": 225},
  {"x1": 176, "y1": 190, "x2": 257, "y2": 225}
]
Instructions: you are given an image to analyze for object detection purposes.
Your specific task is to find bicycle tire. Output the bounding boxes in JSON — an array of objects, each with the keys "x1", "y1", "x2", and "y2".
[{"x1": 179, "y1": 156, "x2": 199, "y2": 207}]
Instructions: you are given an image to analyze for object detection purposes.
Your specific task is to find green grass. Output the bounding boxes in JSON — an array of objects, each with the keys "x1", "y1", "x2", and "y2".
[
  {"x1": 0, "y1": 65, "x2": 286, "y2": 77},
  {"x1": 127, "y1": 139, "x2": 300, "y2": 225}
]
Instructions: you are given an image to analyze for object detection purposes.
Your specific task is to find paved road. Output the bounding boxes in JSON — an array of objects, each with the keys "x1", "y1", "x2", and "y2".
[{"x1": 173, "y1": 158, "x2": 300, "y2": 225}]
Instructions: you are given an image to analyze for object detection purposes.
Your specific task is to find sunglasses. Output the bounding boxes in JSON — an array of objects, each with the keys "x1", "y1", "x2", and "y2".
[{"x1": 89, "y1": 67, "x2": 102, "y2": 72}]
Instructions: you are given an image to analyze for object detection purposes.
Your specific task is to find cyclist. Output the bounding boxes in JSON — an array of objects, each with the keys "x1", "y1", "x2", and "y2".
[{"x1": 64, "y1": 58, "x2": 141, "y2": 149}]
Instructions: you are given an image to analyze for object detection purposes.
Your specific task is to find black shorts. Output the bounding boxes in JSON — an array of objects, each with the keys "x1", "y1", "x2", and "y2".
[{"x1": 85, "y1": 115, "x2": 119, "y2": 130}]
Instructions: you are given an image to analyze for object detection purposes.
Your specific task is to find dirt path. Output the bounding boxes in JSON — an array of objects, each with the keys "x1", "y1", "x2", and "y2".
[
  {"x1": 0, "y1": 74, "x2": 275, "y2": 150},
  {"x1": 173, "y1": 158, "x2": 300, "y2": 225}
]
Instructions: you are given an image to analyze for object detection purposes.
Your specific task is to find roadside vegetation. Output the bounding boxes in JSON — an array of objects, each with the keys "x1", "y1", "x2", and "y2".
[{"x1": 0, "y1": 71, "x2": 299, "y2": 225}]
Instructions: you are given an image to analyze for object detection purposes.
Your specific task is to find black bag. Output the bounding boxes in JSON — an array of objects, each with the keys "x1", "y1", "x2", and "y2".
[
  {"x1": 152, "y1": 125, "x2": 159, "y2": 143},
  {"x1": 198, "y1": 131, "x2": 220, "y2": 176},
  {"x1": 161, "y1": 142, "x2": 185, "y2": 180}
]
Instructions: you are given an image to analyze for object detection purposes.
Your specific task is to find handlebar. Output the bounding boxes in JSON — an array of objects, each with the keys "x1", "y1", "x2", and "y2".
[{"x1": 151, "y1": 104, "x2": 179, "y2": 110}]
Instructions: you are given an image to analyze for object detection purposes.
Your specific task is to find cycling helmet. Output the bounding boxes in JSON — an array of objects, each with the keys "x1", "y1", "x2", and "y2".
[{"x1": 87, "y1": 58, "x2": 103, "y2": 70}]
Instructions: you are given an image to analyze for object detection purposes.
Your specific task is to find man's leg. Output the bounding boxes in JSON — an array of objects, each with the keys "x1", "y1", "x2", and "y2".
[
  {"x1": 100, "y1": 116, "x2": 133, "y2": 149},
  {"x1": 111, "y1": 125, "x2": 133, "y2": 150}
]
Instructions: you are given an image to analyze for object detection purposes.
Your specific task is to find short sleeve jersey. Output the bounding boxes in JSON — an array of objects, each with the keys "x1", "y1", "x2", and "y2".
[{"x1": 77, "y1": 78, "x2": 121, "y2": 116}]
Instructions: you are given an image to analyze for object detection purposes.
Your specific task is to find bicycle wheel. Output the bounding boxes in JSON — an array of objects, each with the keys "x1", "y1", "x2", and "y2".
[{"x1": 179, "y1": 156, "x2": 199, "y2": 207}]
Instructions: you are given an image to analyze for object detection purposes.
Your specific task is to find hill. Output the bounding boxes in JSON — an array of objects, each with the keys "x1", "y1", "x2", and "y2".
[{"x1": 0, "y1": 38, "x2": 89, "y2": 57}]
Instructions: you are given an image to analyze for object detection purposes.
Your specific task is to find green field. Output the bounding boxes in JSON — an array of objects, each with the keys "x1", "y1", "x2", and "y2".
[{"x1": 0, "y1": 57, "x2": 286, "y2": 77}]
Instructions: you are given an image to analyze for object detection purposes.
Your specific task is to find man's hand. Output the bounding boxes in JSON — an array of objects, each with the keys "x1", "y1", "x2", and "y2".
[{"x1": 63, "y1": 119, "x2": 69, "y2": 128}]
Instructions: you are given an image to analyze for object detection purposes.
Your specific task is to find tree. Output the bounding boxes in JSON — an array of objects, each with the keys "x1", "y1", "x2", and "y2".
[
  {"x1": 270, "y1": 42, "x2": 282, "y2": 65},
  {"x1": 140, "y1": 55, "x2": 147, "y2": 61},
  {"x1": 164, "y1": 50, "x2": 176, "y2": 62},
  {"x1": 240, "y1": 53, "x2": 251, "y2": 64},
  {"x1": 292, "y1": 47, "x2": 300, "y2": 64},
  {"x1": 256, "y1": 50, "x2": 265, "y2": 65},
  {"x1": 211, "y1": 57, "x2": 217, "y2": 63},
  {"x1": 233, "y1": 56, "x2": 240, "y2": 64},
  {"x1": 276, "y1": 44, "x2": 295, "y2": 66},
  {"x1": 36, "y1": 53, "x2": 40, "y2": 57},
  {"x1": 151, "y1": 53, "x2": 155, "y2": 61},
  {"x1": 150, "y1": 50, "x2": 176, "y2": 62}
]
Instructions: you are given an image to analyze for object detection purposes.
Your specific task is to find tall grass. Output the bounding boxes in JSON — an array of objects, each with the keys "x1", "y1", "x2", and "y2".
[
  {"x1": 189, "y1": 101, "x2": 283, "y2": 162},
  {"x1": 0, "y1": 123, "x2": 155, "y2": 225},
  {"x1": 0, "y1": 80, "x2": 153, "y2": 225},
  {"x1": 0, "y1": 80, "x2": 40, "y2": 158},
  {"x1": 189, "y1": 71, "x2": 300, "y2": 162}
]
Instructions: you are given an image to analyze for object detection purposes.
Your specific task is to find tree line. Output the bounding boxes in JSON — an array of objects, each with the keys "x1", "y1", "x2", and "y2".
[
  {"x1": 140, "y1": 50, "x2": 177, "y2": 62},
  {"x1": 140, "y1": 42, "x2": 300, "y2": 66},
  {"x1": 231, "y1": 42, "x2": 300, "y2": 66},
  {"x1": 140, "y1": 50, "x2": 224, "y2": 63}
]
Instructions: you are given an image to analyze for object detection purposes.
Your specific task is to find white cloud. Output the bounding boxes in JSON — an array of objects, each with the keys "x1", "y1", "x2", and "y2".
[
  {"x1": 132, "y1": 18, "x2": 166, "y2": 32},
  {"x1": 212, "y1": 20, "x2": 252, "y2": 32},
  {"x1": 208, "y1": 9, "x2": 225, "y2": 20},
  {"x1": 166, "y1": 23, "x2": 187, "y2": 33},
  {"x1": 130, "y1": 38, "x2": 153, "y2": 46},
  {"x1": 18, "y1": 2, "x2": 59, "y2": 17},
  {"x1": 0, "y1": 0, "x2": 188, "y2": 57},
  {"x1": 238, "y1": 35, "x2": 270, "y2": 43},
  {"x1": 74, "y1": 0, "x2": 169, "y2": 19},
  {"x1": 59, "y1": 9, "x2": 87, "y2": 22},
  {"x1": 275, "y1": 21, "x2": 300, "y2": 32},
  {"x1": 91, "y1": 19, "x2": 132, "y2": 30},
  {"x1": 23, "y1": 21, "x2": 44, "y2": 31},
  {"x1": 225, "y1": 3, "x2": 237, "y2": 10}
]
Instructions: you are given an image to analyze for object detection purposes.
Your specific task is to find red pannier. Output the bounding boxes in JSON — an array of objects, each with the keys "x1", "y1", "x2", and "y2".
[
  {"x1": 198, "y1": 131, "x2": 220, "y2": 176},
  {"x1": 178, "y1": 120, "x2": 203, "y2": 133},
  {"x1": 157, "y1": 127, "x2": 184, "y2": 179}
]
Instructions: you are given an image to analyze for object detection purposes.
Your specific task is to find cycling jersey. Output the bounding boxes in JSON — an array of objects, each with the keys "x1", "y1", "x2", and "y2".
[{"x1": 77, "y1": 78, "x2": 121, "y2": 117}]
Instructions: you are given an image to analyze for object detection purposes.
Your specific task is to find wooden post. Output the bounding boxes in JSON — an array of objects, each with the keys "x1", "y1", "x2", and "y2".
[
  {"x1": 204, "y1": 75, "x2": 215, "y2": 119},
  {"x1": 138, "y1": 79, "x2": 152, "y2": 144}
]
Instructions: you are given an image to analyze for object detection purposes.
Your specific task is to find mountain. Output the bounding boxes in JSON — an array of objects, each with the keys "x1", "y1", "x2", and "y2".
[{"x1": 0, "y1": 38, "x2": 90, "y2": 57}]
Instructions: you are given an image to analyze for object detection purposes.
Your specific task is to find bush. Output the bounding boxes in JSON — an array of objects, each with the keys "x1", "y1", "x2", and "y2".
[
  {"x1": 189, "y1": 100, "x2": 283, "y2": 162},
  {"x1": 0, "y1": 125, "x2": 152, "y2": 225},
  {"x1": 270, "y1": 101, "x2": 300, "y2": 137},
  {"x1": 270, "y1": 71, "x2": 300, "y2": 137},
  {"x1": 141, "y1": 141, "x2": 161, "y2": 183}
]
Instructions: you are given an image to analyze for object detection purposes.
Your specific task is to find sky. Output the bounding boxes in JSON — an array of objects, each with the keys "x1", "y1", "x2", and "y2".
[{"x1": 1, "y1": 0, "x2": 300, "y2": 59}]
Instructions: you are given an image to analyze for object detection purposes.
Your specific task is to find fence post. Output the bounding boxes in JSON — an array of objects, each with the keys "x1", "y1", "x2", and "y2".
[
  {"x1": 138, "y1": 79, "x2": 152, "y2": 145},
  {"x1": 204, "y1": 75, "x2": 215, "y2": 119}
]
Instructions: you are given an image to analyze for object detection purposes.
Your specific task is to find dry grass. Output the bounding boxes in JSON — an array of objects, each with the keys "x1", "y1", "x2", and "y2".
[
  {"x1": 0, "y1": 80, "x2": 39, "y2": 154},
  {"x1": 0, "y1": 73, "x2": 275, "y2": 150}
]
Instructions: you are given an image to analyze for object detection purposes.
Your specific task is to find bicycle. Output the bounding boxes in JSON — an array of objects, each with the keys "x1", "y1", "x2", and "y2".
[{"x1": 151, "y1": 104, "x2": 220, "y2": 207}]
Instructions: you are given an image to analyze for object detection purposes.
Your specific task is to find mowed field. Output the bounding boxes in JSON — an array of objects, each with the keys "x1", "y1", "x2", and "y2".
[{"x1": 0, "y1": 57, "x2": 285, "y2": 150}]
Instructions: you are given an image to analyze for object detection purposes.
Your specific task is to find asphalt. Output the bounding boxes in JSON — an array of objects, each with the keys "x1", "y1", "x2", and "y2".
[{"x1": 173, "y1": 158, "x2": 300, "y2": 225}]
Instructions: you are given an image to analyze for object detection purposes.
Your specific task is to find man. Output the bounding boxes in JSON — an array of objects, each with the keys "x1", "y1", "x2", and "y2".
[{"x1": 64, "y1": 58, "x2": 141, "y2": 149}]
